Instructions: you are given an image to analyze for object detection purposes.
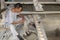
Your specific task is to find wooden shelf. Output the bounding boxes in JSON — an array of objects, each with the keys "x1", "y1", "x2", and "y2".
[
  {"x1": 20, "y1": 11, "x2": 60, "y2": 14},
  {"x1": 5, "y1": 2, "x2": 60, "y2": 4},
  {"x1": 1, "y1": 11, "x2": 60, "y2": 14}
]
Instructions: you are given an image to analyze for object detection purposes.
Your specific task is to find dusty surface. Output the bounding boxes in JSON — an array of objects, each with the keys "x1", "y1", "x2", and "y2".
[
  {"x1": 48, "y1": 36, "x2": 60, "y2": 40},
  {"x1": 0, "y1": 28, "x2": 60, "y2": 40}
]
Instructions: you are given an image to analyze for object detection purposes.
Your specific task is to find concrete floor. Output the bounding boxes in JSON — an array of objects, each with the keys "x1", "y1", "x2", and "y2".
[
  {"x1": 0, "y1": 27, "x2": 60, "y2": 40},
  {"x1": 48, "y1": 36, "x2": 60, "y2": 40}
]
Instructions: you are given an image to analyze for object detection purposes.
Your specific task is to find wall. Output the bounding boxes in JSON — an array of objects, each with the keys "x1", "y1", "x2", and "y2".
[
  {"x1": 41, "y1": 14, "x2": 60, "y2": 31},
  {"x1": 22, "y1": 4, "x2": 60, "y2": 11}
]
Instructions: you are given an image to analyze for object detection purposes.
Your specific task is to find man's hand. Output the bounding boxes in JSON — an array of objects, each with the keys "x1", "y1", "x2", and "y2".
[
  {"x1": 17, "y1": 14, "x2": 25, "y2": 24},
  {"x1": 11, "y1": 14, "x2": 25, "y2": 25},
  {"x1": 11, "y1": 18, "x2": 25, "y2": 25},
  {"x1": 11, "y1": 22, "x2": 18, "y2": 24}
]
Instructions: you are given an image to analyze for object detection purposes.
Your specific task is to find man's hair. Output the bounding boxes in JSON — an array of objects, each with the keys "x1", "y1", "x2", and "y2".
[{"x1": 14, "y1": 3, "x2": 23, "y2": 8}]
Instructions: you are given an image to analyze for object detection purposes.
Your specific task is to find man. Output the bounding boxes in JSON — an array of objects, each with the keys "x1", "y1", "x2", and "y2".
[{"x1": 5, "y1": 3, "x2": 25, "y2": 40}]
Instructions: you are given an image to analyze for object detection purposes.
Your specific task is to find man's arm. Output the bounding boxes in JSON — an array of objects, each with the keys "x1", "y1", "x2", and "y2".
[
  {"x1": 17, "y1": 14, "x2": 25, "y2": 24},
  {"x1": 12, "y1": 14, "x2": 25, "y2": 24}
]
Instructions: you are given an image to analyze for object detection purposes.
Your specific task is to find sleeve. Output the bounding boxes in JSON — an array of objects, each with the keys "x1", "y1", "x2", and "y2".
[{"x1": 5, "y1": 10, "x2": 13, "y2": 24}]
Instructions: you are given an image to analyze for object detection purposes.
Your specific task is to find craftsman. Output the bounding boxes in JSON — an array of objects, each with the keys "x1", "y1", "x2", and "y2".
[{"x1": 5, "y1": 3, "x2": 25, "y2": 40}]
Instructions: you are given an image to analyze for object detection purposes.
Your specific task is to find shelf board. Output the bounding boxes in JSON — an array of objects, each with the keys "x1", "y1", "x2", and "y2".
[
  {"x1": 5, "y1": 2, "x2": 60, "y2": 4},
  {"x1": 20, "y1": 11, "x2": 60, "y2": 14}
]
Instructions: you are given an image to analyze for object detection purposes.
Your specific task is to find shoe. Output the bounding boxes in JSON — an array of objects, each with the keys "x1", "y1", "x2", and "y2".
[
  {"x1": 17, "y1": 35, "x2": 24, "y2": 40},
  {"x1": 26, "y1": 32, "x2": 31, "y2": 36}
]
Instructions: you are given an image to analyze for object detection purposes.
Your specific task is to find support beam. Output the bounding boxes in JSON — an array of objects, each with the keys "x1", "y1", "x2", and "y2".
[
  {"x1": 21, "y1": 11, "x2": 60, "y2": 14},
  {"x1": 33, "y1": 15, "x2": 47, "y2": 40},
  {"x1": 0, "y1": 0, "x2": 6, "y2": 33},
  {"x1": 33, "y1": 0, "x2": 47, "y2": 40},
  {"x1": 1, "y1": 11, "x2": 60, "y2": 14},
  {"x1": 1, "y1": 0, "x2": 5, "y2": 20},
  {"x1": 33, "y1": 0, "x2": 43, "y2": 11},
  {"x1": 1, "y1": 0, "x2": 5, "y2": 9},
  {"x1": 5, "y1": 2, "x2": 60, "y2": 4}
]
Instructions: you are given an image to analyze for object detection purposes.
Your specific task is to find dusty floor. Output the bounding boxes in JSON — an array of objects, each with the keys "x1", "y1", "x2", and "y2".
[
  {"x1": 0, "y1": 28, "x2": 60, "y2": 40},
  {"x1": 48, "y1": 36, "x2": 60, "y2": 40}
]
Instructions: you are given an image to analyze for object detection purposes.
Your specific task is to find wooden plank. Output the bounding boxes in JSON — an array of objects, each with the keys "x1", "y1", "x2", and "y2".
[
  {"x1": 1, "y1": 0, "x2": 5, "y2": 9},
  {"x1": 1, "y1": 11, "x2": 60, "y2": 14},
  {"x1": 33, "y1": 0, "x2": 44, "y2": 11},
  {"x1": 21, "y1": 11, "x2": 60, "y2": 14},
  {"x1": 5, "y1": 2, "x2": 60, "y2": 4},
  {"x1": 33, "y1": 0, "x2": 47, "y2": 40},
  {"x1": 33, "y1": 15, "x2": 47, "y2": 40}
]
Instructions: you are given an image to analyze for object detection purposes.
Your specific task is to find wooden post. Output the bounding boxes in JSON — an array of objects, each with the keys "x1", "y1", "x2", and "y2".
[
  {"x1": 33, "y1": 0, "x2": 43, "y2": 11},
  {"x1": 1, "y1": 0, "x2": 5, "y2": 19},
  {"x1": 1, "y1": 0, "x2": 4, "y2": 9},
  {"x1": 33, "y1": 15, "x2": 47, "y2": 40},
  {"x1": 33, "y1": 0, "x2": 48, "y2": 40},
  {"x1": 1, "y1": 0, "x2": 6, "y2": 28}
]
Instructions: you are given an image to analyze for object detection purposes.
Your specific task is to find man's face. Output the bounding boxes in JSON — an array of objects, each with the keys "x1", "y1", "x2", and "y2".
[{"x1": 15, "y1": 7, "x2": 22, "y2": 12}]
